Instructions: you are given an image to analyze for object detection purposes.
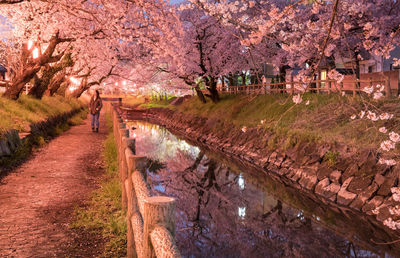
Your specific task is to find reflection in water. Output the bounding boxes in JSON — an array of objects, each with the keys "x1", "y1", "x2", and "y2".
[
  {"x1": 238, "y1": 207, "x2": 246, "y2": 219},
  {"x1": 127, "y1": 120, "x2": 393, "y2": 258},
  {"x1": 238, "y1": 173, "x2": 245, "y2": 190}
]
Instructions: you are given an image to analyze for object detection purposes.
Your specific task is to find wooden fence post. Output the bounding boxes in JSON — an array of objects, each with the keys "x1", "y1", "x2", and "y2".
[
  {"x1": 125, "y1": 177, "x2": 137, "y2": 258},
  {"x1": 126, "y1": 152, "x2": 147, "y2": 258},
  {"x1": 143, "y1": 196, "x2": 176, "y2": 258},
  {"x1": 290, "y1": 81, "x2": 294, "y2": 95},
  {"x1": 328, "y1": 81, "x2": 331, "y2": 94},
  {"x1": 385, "y1": 76, "x2": 391, "y2": 98},
  {"x1": 353, "y1": 81, "x2": 357, "y2": 97},
  {"x1": 369, "y1": 77, "x2": 372, "y2": 89}
]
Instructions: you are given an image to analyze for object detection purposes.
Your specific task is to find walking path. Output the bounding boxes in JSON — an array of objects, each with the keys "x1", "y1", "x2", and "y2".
[{"x1": 0, "y1": 113, "x2": 107, "y2": 257}]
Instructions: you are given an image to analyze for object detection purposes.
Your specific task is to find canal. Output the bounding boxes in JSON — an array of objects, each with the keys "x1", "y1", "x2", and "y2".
[{"x1": 127, "y1": 120, "x2": 398, "y2": 258}]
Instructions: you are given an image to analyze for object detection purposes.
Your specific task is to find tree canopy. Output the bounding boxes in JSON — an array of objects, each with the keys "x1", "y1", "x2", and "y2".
[{"x1": 0, "y1": 0, "x2": 399, "y2": 100}]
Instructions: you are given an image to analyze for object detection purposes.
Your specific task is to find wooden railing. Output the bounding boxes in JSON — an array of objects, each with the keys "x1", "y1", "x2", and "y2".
[
  {"x1": 111, "y1": 105, "x2": 181, "y2": 258},
  {"x1": 220, "y1": 78, "x2": 393, "y2": 97}
]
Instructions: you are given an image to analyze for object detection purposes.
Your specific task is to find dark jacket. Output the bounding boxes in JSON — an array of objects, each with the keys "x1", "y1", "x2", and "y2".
[{"x1": 89, "y1": 95, "x2": 102, "y2": 115}]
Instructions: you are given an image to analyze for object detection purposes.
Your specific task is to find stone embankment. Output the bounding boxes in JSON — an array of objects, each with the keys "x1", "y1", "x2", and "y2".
[
  {"x1": 0, "y1": 130, "x2": 21, "y2": 157},
  {"x1": 125, "y1": 107, "x2": 400, "y2": 237},
  {"x1": 0, "y1": 109, "x2": 82, "y2": 160}
]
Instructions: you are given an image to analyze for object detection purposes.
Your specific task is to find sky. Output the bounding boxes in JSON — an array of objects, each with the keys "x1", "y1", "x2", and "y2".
[{"x1": 170, "y1": 0, "x2": 186, "y2": 5}]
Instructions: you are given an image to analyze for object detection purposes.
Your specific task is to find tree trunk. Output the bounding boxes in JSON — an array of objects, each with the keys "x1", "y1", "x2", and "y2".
[
  {"x1": 3, "y1": 65, "x2": 41, "y2": 100},
  {"x1": 194, "y1": 85, "x2": 206, "y2": 103},
  {"x1": 205, "y1": 77, "x2": 220, "y2": 103},
  {"x1": 3, "y1": 32, "x2": 72, "y2": 100},
  {"x1": 28, "y1": 74, "x2": 44, "y2": 98},
  {"x1": 70, "y1": 85, "x2": 88, "y2": 98},
  {"x1": 44, "y1": 72, "x2": 66, "y2": 96},
  {"x1": 29, "y1": 54, "x2": 73, "y2": 99},
  {"x1": 354, "y1": 52, "x2": 361, "y2": 90},
  {"x1": 228, "y1": 75, "x2": 235, "y2": 87}
]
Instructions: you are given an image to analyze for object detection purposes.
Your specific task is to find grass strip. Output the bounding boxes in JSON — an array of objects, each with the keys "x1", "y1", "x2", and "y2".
[
  {"x1": 71, "y1": 111, "x2": 127, "y2": 257},
  {"x1": 0, "y1": 95, "x2": 82, "y2": 134},
  {"x1": 163, "y1": 93, "x2": 400, "y2": 153}
]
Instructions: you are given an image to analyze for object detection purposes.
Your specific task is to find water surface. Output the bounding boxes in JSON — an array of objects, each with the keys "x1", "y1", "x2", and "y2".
[{"x1": 127, "y1": 120, "x2": 397, "y2": 258}]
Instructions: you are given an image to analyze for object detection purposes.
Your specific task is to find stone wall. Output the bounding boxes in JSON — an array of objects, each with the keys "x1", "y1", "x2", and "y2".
[
  {"x1": 0, "y1": 130, "x2": 21, "y2": 157},
  {"x1": 130, "y1": 107, "x2": 400, "y2": 239},
  {"x1": 0, "y1": 108, "x2": 83, "y2": 160}
]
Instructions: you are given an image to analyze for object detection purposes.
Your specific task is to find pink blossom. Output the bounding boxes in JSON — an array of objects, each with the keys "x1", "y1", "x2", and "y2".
[
  {"x1": 383, "y1": 218, "x2": 400, "y2": 230},
  {"x1": 363, "y1": 40, "x2": 374, "y2": 50},
  {"x1": 379, "y1": 127, "x2": 387, "y2": 133},
  {"x1": 327, "y1": 69, "x2": 344, "y2": 83},
  {"x1": 350, "y1": 115, "x2": 356, "y2": 120},
  {"x1": 376, "y1": 84, "x2": 385, "y2": 92},
  {"x1": 378, "y1": 158, "x2": 397, "y2": 166},
  {"x1": 366, "y1": 111, "x2": 379, "y2": 121},
  {"x1": 324, "y1": 44, "x2": 335, "y2": 57},
  {"x1": 381, "y1": 140, "x2": 396, "y2": 151},
  {"x1": 362, "y1": 86, "x2": 374, "y2": 94},
  {"x1": 380, "y1": 113, "x2": 393, "y2": 120},
  {"x1": 241, "y1": 126, "x2": 247, "y2": 133},
  {"x1": 389, "y1": 132, "x2": 400, "y2": 143},
  {"x1": 391, "y1": 187, "x2": 400, "y2": 202},
  {"x1": 389, "y1": 205, "x2": 400, "y2": 216},
  {"x1": 373, "y1": 92, "x2": 383, "y2": 100},
  {"x1": 292, "y1": 94, "x2": 302, "y2": 104}
]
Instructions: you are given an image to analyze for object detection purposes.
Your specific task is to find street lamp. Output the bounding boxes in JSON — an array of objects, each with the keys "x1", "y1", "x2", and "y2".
[
  {"x1": 69, "y1": 76, "x2": 81, "y2": 92},
  {"x1": 27, "y1": 40, "x2": 33, "y2": 50},
  {"x1": 32, "y1": 47, "x2": 39, "y2": 59}
]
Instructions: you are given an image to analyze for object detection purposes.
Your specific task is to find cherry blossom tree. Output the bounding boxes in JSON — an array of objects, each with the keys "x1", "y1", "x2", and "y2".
[
  {"x1": 150, "y1": 5, "x2": 252, "y2": 103},
  {"x1": 0, "y1": 0, "x2": 181, "y2": 98},
  {"x1": 187, "y1": 0, "x2": 400, "y2": 90}
]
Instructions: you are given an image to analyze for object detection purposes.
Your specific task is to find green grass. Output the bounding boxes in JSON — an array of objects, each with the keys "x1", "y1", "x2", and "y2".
[
  {"x1": 71, "y1": 112, "x2": 126, "y2": 257},
  {"x1": 122, "y1": 95, "x2": 146, "y2": 107},
  {"x1": 140, "y1": 97, "x2": 177, "y2": 109},
  {"x1": 67, "y1": 109, "x2": 88, "y2": 126},
  {"x1": 157, "y1": 93, "x2": 400, "y2": 153},
  {"x1": 324, "y1": 151, "x2": 339, "y2": 167},
  {"x1": 0, "y1": 95, "x2": 82, "y2": 134}
]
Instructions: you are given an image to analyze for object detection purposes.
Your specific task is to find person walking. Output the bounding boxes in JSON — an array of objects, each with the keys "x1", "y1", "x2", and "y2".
[{"x1": 89, "y1": 89, "x2": 103, "y2": 132}]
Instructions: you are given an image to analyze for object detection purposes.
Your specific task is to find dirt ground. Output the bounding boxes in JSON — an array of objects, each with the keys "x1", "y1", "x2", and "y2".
[{"x1": 0, "y1": 112, "x2": 108, "y2": 257}]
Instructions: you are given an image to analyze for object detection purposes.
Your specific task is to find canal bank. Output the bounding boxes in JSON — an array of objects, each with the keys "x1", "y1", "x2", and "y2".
[{"x1": 117, "y1": 101, "x2": 400, "y2": 256}]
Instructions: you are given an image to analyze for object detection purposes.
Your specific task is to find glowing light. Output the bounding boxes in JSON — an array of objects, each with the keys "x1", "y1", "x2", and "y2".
[
  {"x1": 68, "y1": 86, "x2": 77, "y2": 92},
  {"x1": 115, "y1": 82, "x2": 119, "y2": 86},
  {"x1": 32, "y1": 48, "x2": 39, "y2": 59},
  {"x1": 238, "y1": 174, "x2": 245, "y2": 190},
  {"x1": 238, "y1": 207, "x2": 246, "y2": 218},
  {"x1": 133, "y1": 133, "x2": 137, "y2": 138},
  {"x1": 27, "y1": 40, "x2": 33, "y2": 50},
  {"x1": 70, "y1": 76, "x2": 81, "y2": 85},
  {"x1": 123, "y1": 81, "x2": 127, "y2": 86}
]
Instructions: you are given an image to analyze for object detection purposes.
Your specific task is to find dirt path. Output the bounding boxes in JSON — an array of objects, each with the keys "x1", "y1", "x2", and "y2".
[{"x1": 0, "y1": 112, "x2": 108, "y2": 257}]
